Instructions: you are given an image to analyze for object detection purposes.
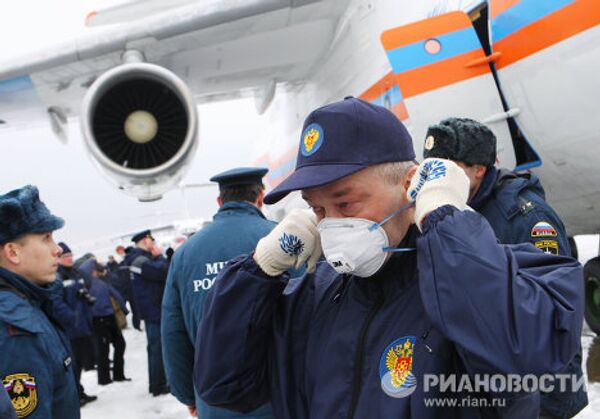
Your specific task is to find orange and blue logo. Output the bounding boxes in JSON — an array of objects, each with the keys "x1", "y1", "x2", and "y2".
[
  {"x1": 379, "y1": 336, "x2": 417, "y2": 398},
  {"x1": 301, "y1": 123, "x2": 324, "y2": 157}
]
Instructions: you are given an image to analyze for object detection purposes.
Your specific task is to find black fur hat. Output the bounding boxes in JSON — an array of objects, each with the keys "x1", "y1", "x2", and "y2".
[
  {"x1": 423, "y1": 118, "x2": 497, "y2": 167},
  {"x1": 0, "y1": 185, "x2": 64, "y2": 244}
]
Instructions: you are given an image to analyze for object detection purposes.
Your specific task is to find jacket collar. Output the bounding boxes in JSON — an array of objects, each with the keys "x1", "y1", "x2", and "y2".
[
  {"x1": 0, "y1": 266, "x2": 59, "y2": 305},
  {"x1": 215, "y1": 201, "x2": 266, "y2": 220},
  {"x1": 351, "y1": 225, "x2": 419, "y2": 303},
  {"x1": 468, "y1": 166, "x2": 497, "y2": 210},
  {"x1": 0, "y1": 267, "x2": 60, "y2": 333}
]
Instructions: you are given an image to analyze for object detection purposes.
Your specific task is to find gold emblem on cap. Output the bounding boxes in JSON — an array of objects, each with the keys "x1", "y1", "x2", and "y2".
[
  {"x1": 425, "y1": 135, "x2": 435, "y2": 150},
  {"x1": 304, "y1": 128, "x2": 320, "y2": 153}
]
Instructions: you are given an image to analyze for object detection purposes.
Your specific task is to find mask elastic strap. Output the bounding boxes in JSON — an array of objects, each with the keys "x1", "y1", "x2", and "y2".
[
  {"x1": 382, "y1": 247, "x2": 415, "y2": 252},
  {"x1": 368, "y1": 201, "x2": 415, "y2": 232}
]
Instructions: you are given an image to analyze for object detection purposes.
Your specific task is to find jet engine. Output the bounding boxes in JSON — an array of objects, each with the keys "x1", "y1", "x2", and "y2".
[{"x1": 81, "y1": 63, "x2": 198, "y2": 202}]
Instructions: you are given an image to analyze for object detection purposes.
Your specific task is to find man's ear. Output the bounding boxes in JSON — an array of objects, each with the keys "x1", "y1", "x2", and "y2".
[
  {"x1": 403, "y1": 165, "x2": 419, "y2": 191},
  {"x1": 217, "y1": 196, "x2": 223, "y2": 207},
  {"x1": 476, "y1": 165, "x2": 488, "y2": 181},
  {"x1": 1, "y1": 242, "x2": 21, "y2": 265},
  {"x1": 255, "y1": 190, "x2": 265, "y2": 209}
]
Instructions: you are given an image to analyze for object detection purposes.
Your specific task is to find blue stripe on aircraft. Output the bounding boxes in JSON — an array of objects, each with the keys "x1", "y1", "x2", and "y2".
[
  {"x1": 371, "y1": 85, "x2": 403, "y2": 108},
  {"x1": 267, "y1": 156, "x2": 296, "y2": 181},
  {"x1": 386, "y1": 26, "x2": 481, "y2": 74},
  {"x1": 492, "y1": 0, "x2": 576, "y2": 41},
  {"x1": 0, "y1": 75, "x2": 34, "y2": 94}
]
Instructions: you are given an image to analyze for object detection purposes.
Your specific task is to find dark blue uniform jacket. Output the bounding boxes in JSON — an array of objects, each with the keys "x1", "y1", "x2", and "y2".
[
  {"x1": 125, "y1": 248, "x2": 168, "y2": 323},
  {"x1": 162, "y1": 201, "x2": 275, "y2": 418},
  {"x1": 0, "y1": 386, "x2": 16, "y2": 419},
  {"x1": 51, "y1": 265, "x2": 93, "y2": 339},
  {"x1": 0, "y1": 267, "x2": 80, "y2": 419},
  {"x1": 470, "y1": 167, "x2": 570, "y2": 255},
  {"x1": 194, "y1": 206, "x2": 584, "y2": 419},
  {"x1": 470, "y1": 167, "x2": 587, "y2": 418},
  {"x1": 79, "y1": 260, "x2": 127, "y2": 318}
]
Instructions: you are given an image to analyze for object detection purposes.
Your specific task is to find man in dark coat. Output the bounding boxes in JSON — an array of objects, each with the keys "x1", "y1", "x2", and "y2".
[
  {"x1": 0, "y1": 185, "x2": 80, "y2": 418},
  {"x1": 51, "y1": 242, "x2": 97, "y2": 406},
  {"x1": 124, "y1": 230, "x2": 169, "y2": 396},
  {"x1": 80, "y1": 259, "x2": 129, "y2": 386},
  {"x1": 422, "y1": 117, "x2": 588, "y2": 418},
  {"x1": 193, "y1": 98, "x2": 584, "y2": 419},
  {"x1": 162, "y1": 167, "x2": 276, "y2": 418}
]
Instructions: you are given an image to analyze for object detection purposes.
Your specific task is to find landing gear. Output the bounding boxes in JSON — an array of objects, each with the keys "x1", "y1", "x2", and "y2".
[{"x1": 584, "y1": 257, "x2": 600, "y2": 335}]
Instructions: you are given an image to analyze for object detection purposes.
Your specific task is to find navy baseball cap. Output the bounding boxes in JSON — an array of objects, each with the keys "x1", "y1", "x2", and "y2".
[
  {"x1": 210, "y1": 167, "x2": 268, "y2": 190},
  {"x1": 264, "y1": 97, "x2": 415, "y2": 204}
]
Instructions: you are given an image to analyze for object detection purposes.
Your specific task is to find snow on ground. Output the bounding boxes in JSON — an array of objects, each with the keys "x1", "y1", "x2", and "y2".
[
  {"x1": 575, "y1": 328, "x2": 600, "y2": 418},
  {"x1": 80, "y1": 326, "x2": 189, "y2": 419},
  {"x1": 80, "y1": 236, "x2": 600, "y2": 418}
]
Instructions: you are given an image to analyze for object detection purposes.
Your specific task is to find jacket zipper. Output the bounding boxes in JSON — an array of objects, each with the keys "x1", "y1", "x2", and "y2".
[{"x1": 346, "y1": 292, "x2": 384, "y2": 419}]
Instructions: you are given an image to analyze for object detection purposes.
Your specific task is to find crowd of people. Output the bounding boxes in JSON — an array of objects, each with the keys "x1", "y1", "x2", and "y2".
[{"x1": 0, "y1": 97, "x2": 588, "y2": 419}]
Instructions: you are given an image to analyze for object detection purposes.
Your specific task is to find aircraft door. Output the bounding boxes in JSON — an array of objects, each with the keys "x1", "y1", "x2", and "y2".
[
  {"x1": 490, "y1": 0, "x2": 600, "y2": 168},
  {"x1": 381, "y1": 11, "x2": 516, "y2": 168}
]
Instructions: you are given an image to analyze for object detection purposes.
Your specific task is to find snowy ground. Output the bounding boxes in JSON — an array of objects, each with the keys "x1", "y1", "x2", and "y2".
[
  {"x1": 80, "y1": 326, "x2": 188, "y2": 419},
  {"x1": 80, "y1": 235, "x2": 600, "y2": 418}
]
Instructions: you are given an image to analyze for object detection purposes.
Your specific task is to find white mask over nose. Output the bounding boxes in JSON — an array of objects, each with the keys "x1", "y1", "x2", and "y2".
[{"x1": 317, "y1": 202, "x2": 415, "y2": 278}]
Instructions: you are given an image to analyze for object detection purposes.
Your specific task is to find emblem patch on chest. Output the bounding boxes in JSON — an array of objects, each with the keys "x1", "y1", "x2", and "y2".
[
  {"x1": 379, "y1": 336, "x2": 417, "y2": 398},
  {"x1": 3, "y1": 373, "x2": 37, "y2": 417}
]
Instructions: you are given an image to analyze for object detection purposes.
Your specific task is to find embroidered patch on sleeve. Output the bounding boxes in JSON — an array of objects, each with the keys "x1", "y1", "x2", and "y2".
[
  {"x1": 531, "y1": 221, "x2": 558, "y2": 238},
  {"x1": 535, "y1": 240, "x2": 559, "y2": 255},
  {"x1": 3, "y1": 373, "x2": 37, "y2": 417}
]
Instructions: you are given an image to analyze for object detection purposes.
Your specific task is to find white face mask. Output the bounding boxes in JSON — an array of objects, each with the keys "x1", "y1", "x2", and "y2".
[{"x1": 317, "y1": 202, "x2": 415, "y2": 278}]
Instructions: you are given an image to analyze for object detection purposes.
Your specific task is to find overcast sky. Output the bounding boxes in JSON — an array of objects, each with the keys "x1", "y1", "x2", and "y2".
[{"x1": 0, "y1": 1, "x2": 263, "y2": 254}]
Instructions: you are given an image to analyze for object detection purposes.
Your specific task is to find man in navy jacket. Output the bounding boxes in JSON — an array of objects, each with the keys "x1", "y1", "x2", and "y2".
[
  {"x1": 125, "y1": 230, "x2": 169, "y2": 396},
  {"x1": 162, "y1": 167, "x2": 276, "y2": 418},
  {"x1": 51, "y1": 242, "x2": 97, "y2": 405},
  {"x1": 194, "y1": 98, "x2": 584, "y2": 418},
  {"x1": 0, "y1": 186, "x2": 80, "y2": 418},
  {"x1": 422, "y1": 118, "x2": 587, "y2": 418}
]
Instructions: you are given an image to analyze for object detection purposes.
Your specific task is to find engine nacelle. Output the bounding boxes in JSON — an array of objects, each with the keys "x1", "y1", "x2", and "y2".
[{"x1": 81, "y1": 63, "x2": 198, "y2": 202}]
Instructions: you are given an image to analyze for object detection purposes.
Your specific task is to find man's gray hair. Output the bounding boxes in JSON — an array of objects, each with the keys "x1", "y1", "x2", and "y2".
[{"x1": 375, "y1": 161, "x2": 417, "y2": 185}]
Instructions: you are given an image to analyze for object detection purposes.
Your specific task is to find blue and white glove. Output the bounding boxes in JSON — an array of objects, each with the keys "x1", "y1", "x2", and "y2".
[
  {"x1": 407, "y1": 158, "x2": 470, "y2": 230},
  {"x1": 254, "y1": 209, "x2": 322, "y2": 276}
]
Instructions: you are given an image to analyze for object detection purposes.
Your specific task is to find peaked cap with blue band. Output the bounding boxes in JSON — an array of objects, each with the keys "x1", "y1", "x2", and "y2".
[
  {"x1": 0, "y1": 185, "x2": 64, "y2": 244},
  {"x1": 264, "y1": 97, "x2": 415, "y2": 204},
  {"x1": 132, "y1": 229, "x2": 153, "y2": 243},
  {"x1": 58, "y1": 242, "x2": 72, "y2": 255},
  {"x1": 210, "y1": 167, "x2": 268, "y2": 190}
]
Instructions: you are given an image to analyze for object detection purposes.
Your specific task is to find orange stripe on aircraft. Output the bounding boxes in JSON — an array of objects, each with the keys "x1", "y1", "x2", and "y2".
[
  {"x1": 495, "y1": 0, "x2": 600, "y2": 69},
  {"x1": 490, "y1": 0, "x2": 522, "y2": 19},
  {"x1": 392, "y1": 102, "x2": 409, "y2": 121},
  {"x1": 381, "y1": 12, "x2": 472, "y2": 51},
  {"x1": 253, "y1": 147, "x2": 298, "y2": 188},
  {"x1": 394, "y1": 49, "x2": 489, "y2": 99},
  {"x1": 359, "y1": 73, "x2": 409, "y2": 120},
  {"x1": 360, "y1": 72, "x2": 396, "y2": 102}
]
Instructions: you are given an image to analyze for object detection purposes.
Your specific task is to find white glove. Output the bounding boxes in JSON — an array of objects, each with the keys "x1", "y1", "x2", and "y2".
[
  {"x1": 406, "y1": 158, "x2": 470, "y2": 230},
  {"x1": 254, "y1": 209, "x2": 322, "y2": 276}
]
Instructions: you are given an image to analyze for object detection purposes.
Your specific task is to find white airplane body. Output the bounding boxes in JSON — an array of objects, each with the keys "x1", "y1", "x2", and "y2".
[{"x1": 1, "y1": 0, "x2": 599, "y2": 237}]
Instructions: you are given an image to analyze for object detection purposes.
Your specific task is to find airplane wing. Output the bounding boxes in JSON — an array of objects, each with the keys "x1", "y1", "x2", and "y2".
[
  {"x1": 0, "y1": 0, "x2": 345, "y2": 201},
  {"x1": 0, "y1": 0, "x2": 343, "y2": 122}
]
